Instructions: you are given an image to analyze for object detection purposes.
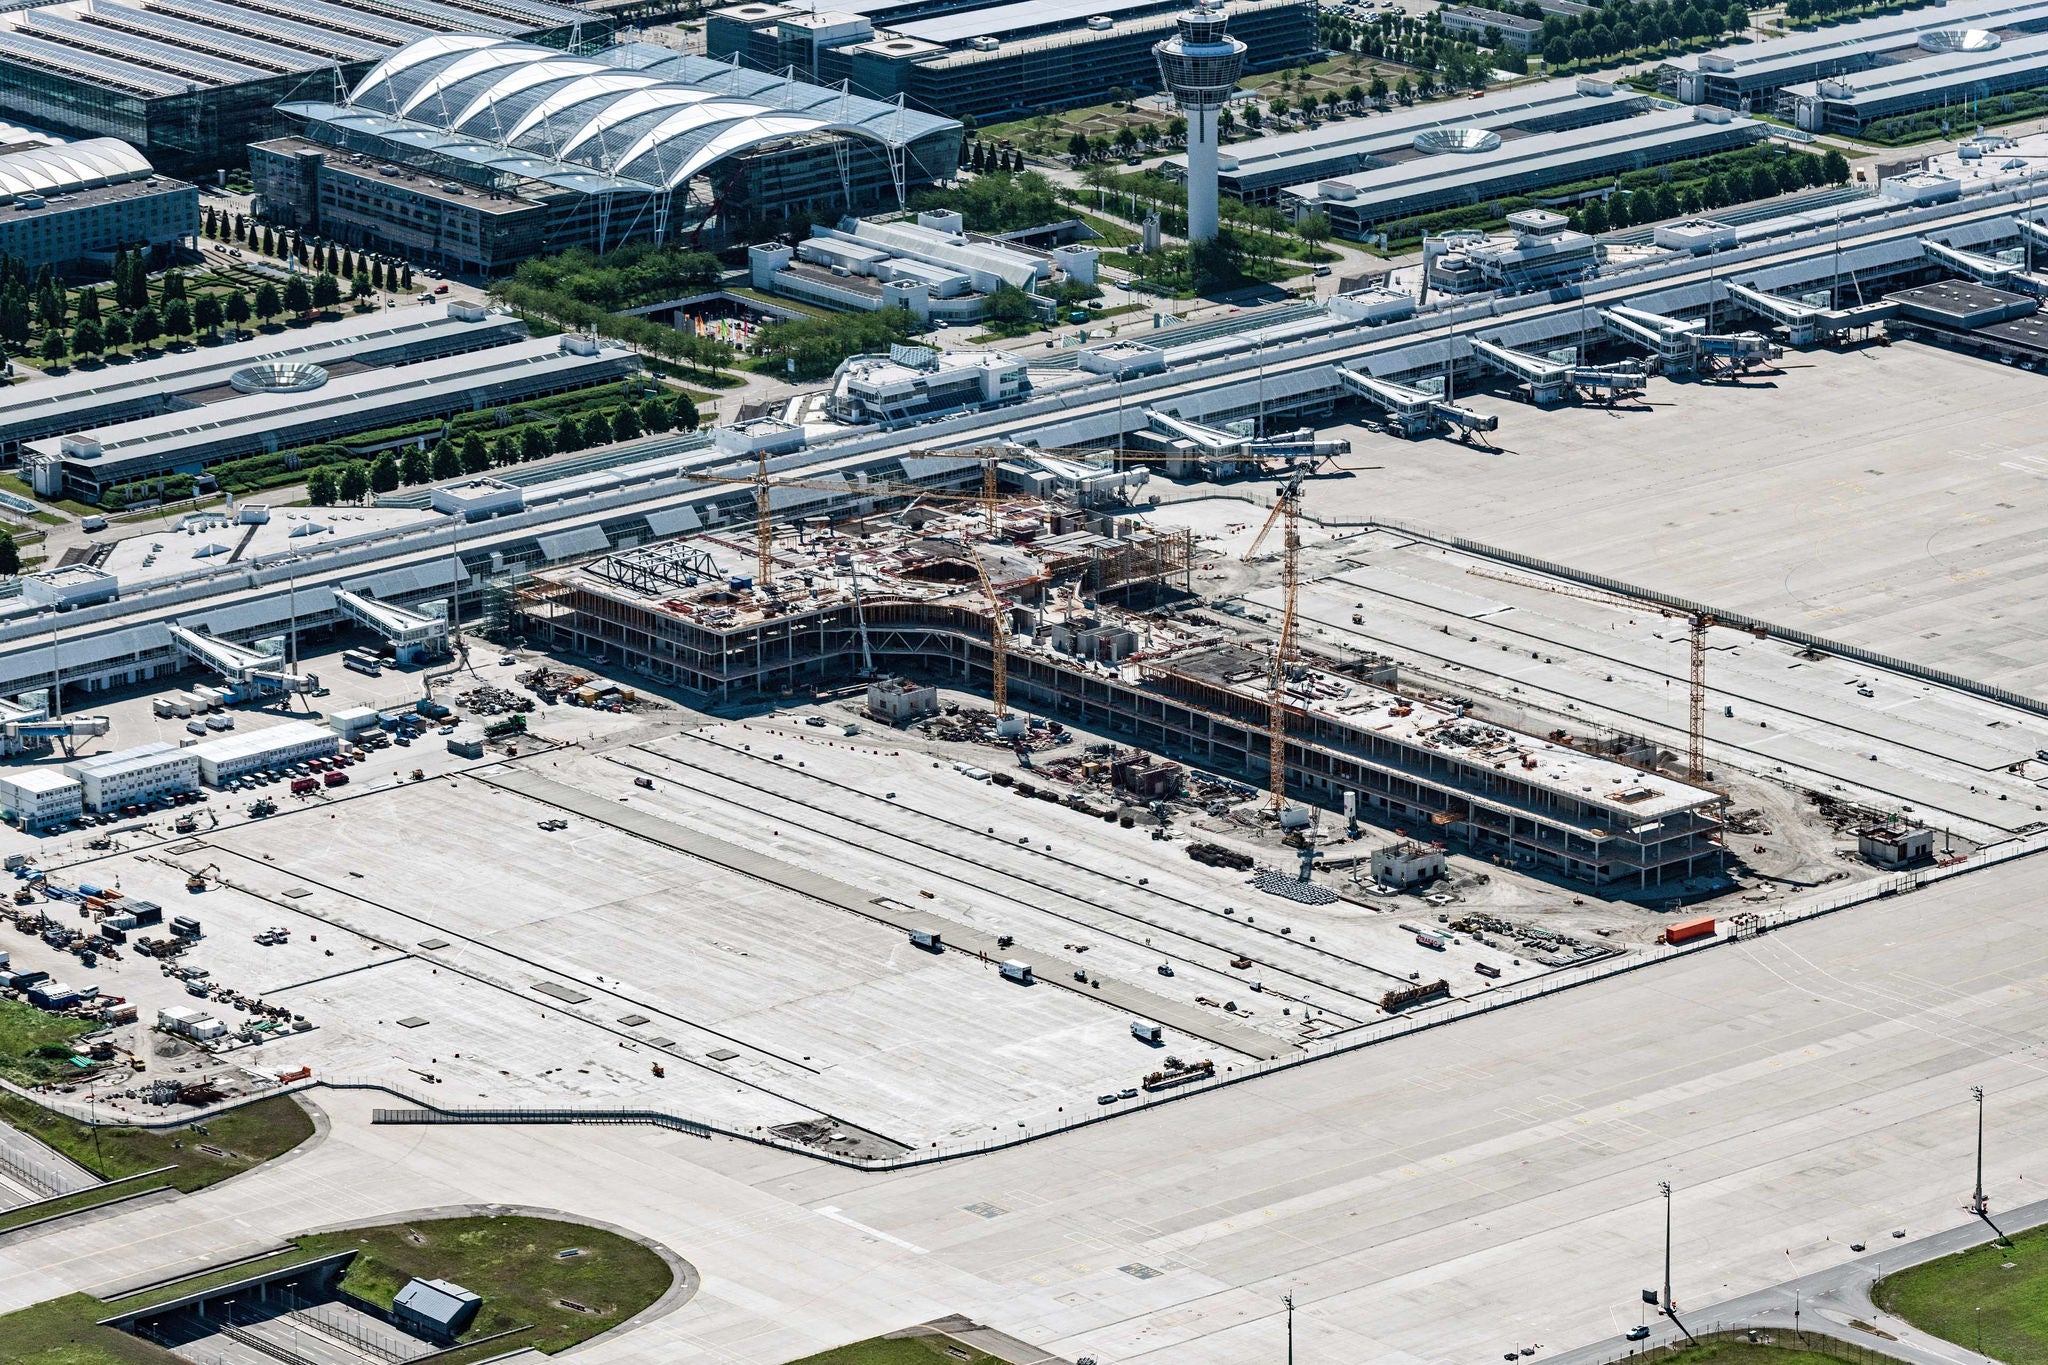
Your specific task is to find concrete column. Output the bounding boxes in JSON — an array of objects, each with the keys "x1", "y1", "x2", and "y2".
[{"x1": 1188, "y1": 106, "x2": 1221, "y2": 245}]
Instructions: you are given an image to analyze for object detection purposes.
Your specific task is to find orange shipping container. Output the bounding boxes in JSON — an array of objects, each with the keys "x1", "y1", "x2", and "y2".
[{"x1": 1662, "y1": 916, "x2": 1716, "y2": 946}]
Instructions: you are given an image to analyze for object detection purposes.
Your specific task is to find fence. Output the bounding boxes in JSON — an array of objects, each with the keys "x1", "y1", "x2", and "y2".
[{"x1": 1579, "y1": 1327, "x2": 1909, "y2": 1365}]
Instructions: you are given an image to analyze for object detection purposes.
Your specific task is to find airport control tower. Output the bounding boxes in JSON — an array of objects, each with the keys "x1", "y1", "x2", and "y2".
[{"x1": 1154, "y1": 2, "x2": 1245, "y2": 244}]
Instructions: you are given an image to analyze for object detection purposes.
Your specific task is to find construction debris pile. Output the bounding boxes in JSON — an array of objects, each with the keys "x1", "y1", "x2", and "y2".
[
  {"x1": 1449, "y1": 912, "x2": 1615, "y2": 966},
  {"x1": 455, "y1": 683, "x2": 536, "y2": 717},
  {"x1": 1250, "y1": 869, "x2": 1340, "y2": 905},
  {"x1": 1186, "y1": 842, "x2": 1254, "y2": 871}
]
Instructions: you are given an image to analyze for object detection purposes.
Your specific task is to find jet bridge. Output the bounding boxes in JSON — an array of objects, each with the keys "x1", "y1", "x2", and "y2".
[
  {"x1": 1466, "y1": 338, "x2": 1646, "y2": 405},
  {"x1": 333, "y1": 589, "x2": 450, "y2": 664},
  {"x1": 1601, "y1": 305, "x2": 1781, "y2": 375},
  {"x1": 1723, "y1": 282, "x2": 1897, "y2": 345},
  {"x1": 1126, "y1": 411, "x2": 1259, "y2": 478},
  {"x1": 168, "y1": 625, "x2": 318, "y2": 697},
  {"x1": 1924, "y1": 238, "x2": 2028, "y2": 289},
  {"x1": 1334, "y1": 368, "x2": 1499, "y2": 441}
]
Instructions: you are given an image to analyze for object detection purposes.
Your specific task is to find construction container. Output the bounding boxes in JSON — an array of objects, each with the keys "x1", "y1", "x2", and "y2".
[
  {"x1": 999, "y1": 959, "x2": 1033, "y2": 984},
  {"x1": 170, "y1": 915, "x2": 201, "y2": 939},
  {"x1": 1131, "y1": 1019, "x2": 1163, "y2": 1044},
  {"x1": 1662, "y1": 916, "x2": 1716, "y2": 946}
]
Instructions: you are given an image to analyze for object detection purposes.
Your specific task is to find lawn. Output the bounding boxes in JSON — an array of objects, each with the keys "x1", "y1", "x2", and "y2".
[
  {"x1": 0, "y1": 1213, "x2": 670, "y2": 1365},
  {"x1": 1875, "y1": 1223, "x2": 2048, "y2": 1362},
  {"x1": 1643, "y1": 1341, "x2": 1880, "y2": 1365},
  {"x1": 0, "y1": 999, "x2": 95, "y2": 1085},
  {"x1": 0, "y1": 1090, "x2": 313, "y2": 1231},
  {"x1": 786, "y1": 1334, "x2": 999, "y2": 1365},
  {"x1": 303, "y1": 1214, "x2": 673, "y2": 1359}
]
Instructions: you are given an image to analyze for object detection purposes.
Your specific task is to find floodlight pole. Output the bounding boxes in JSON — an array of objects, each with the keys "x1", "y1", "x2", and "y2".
[
  {"x1": 1971, "y1": 1085, "x2": 1988, "y2": 1217},
  {"x1": 1283, "y1": 1290, "x2": 1294, "y2": 1365},
  {"x1": 1660, "y1": 1181, "x2": 1674, "y2": 1319}
]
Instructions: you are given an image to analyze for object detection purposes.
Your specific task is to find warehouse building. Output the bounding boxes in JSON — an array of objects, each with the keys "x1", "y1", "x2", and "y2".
[
  {"x1": 64, "y1": 742, "x2": 199, "y2": 810},
  {"x1": 189, "y1": 719, "x2": 339, "y2": 784},
  {"x1": 1164, "y1": 76, "x2": 1650, "y2": 205},
  {"x1": 1, "y1": 302, "x2": 530, "y2": 465},
  {"x1": 1658, "y1": 0, "x2": 2048, "y2": 110},
  {"x1": 705, "y1": 0, "x2": 1316, "y2": 120},
  {"x1": 0, "y1": 768, "x2": 86, "y2": 830},
  {"x1": 0, "y1": 0, "x2": 600, "y2": 174},
  {"x1": 262, "y1": 37, "x2": 963, "y2": 267},
  {"x1": 0, "y1": 138, "x2": 198, "y2": 270},
  {"x1": 1280, "y1": 106, "x2": 1766, "y2": 236},
  {"x1": 1782, "y1": 29, "x2": 2048, "y2": 132},
  {"x1": 27, "y1": 334, "x2": 639, "y2": 500}
]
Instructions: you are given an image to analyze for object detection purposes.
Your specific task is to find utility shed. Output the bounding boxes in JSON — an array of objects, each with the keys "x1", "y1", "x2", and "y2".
[
  {"x1": 1857, "y1": 822, "x2": 1934, "y2": 868},
  {"x1": 393, "y1": 1278, "x2": 480, "y2": 1339}
]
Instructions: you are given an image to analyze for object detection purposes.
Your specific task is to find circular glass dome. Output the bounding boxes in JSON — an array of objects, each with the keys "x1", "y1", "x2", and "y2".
[
  {"x1": 1413, "y1": 127, "x2": 1501, "y2": 155},
  {"x1": 1919, "y1": 27, "x2": 1999, "y2": 51},
  {"x1": 230, "y1": 362, "x2": 330, "y2": 395}
]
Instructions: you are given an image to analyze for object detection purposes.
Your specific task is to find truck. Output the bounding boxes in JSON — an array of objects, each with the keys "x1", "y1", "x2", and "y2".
[
  {"x1": 1662, "y1": 916, "x2": 1716, "y2": 946},
  {"x1": 1131, "y1": 1019, "x2": 1164, "y2": 1044},
  {"x1": 323, "y1": 770, "x2": 348, "y2": 788},
  {"x1": 909, "y1": 928, "x2": 943, "y2": 952},
  {"x1": 999, "y1": 959, "x2": 1033, "y2": 984},
  {"x1": 291, "y1": 777, "x2": 319, "y2": 795}
]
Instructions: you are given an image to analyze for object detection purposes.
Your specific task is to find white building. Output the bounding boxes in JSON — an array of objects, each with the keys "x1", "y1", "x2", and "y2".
[
  {"x1": 63, "y1": 742, "x2": 199, "y2": 811},
  {"x1": 866, "y1": 676, "x2": 938, "y2": 721},
  {"x1": 829, "y1": 346, "x2": 1028, "y2": 424},
  {"x1": 328, "y1": 706, "x2": 383, "y2": 737},
  {"x1": 748, "y1": 210, "x2": 1057, "y2": 326},
  {"x1": 0, "y1": 767, "x2": 83, "y2": 829},
  {"x1": 189, "y1": 719, "x2": 339, "y2": 785},
  {"x1": 430, "y1": 478, "x2": 526, "y2": 521},
  {"x1": 20, "y1": 565, "x2": 119, "y2": 611},
  {"x1": 1372, "y1": 840, "x2": 1447, "y2": 887}
]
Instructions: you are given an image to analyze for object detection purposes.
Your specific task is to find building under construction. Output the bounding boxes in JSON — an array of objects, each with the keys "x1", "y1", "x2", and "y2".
[{"x1": 515, "y1": 497, "x2": 1723, "y2": 887}]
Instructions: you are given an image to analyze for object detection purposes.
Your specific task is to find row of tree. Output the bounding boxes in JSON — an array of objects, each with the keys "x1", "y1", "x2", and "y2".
[
  {"x1": 964, "y1": 141, "x2": 1031, "y2": 173},
  {"x1": 200, "y1": 207, "x2": 417, "y2": 292},
  {"x1": 1571, "y1": 148, "x2": 1850, "y2": 233},
  {"x1": 19, "y1": 273, "x2": 359, "y2": 365},
  {"x1": 304, "y1": 393, "x2": 699, "y2": 506},
  {"x1": 1533, "y1": 0, "x2": 1748, "y2": 67},
  {"x1": 1785, "y1": 0, "x2": 1931, "y2": 22}
]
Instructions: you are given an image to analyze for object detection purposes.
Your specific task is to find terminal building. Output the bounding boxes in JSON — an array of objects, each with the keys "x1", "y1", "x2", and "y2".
[
  {"x1": 1280, "y1": 106, "x2": 1765, "y2": 238},
  {"x1": 1781, "y1": 29, "x2": 2048, "y2": 132},
  {"x1": 1658, "y1": 0, "x2": 2048, "y2": 111},
  {"x1": 0, "y1": 138, "x2": 198, "y2": 270},
  {"x1": 1, "y1": 303, "x2": 532, "y2": 480},
  {"x1": 828, "y1": 344, "x2": 1030, "y2": 423},
  {"x1": 1164, "y1": 76, "x2": 1652, "y2": 206},
  {"x1": 28, "y1": 333, "x2": 638, "y2": 500},
  {"x1": 705, "y1": 0, "x2": 1316, "y2": 120},
  {"x1": 0, "y1": 0, "x2": 599, "y2": 173},
  {"x1": 259, "y1": 36, "x2": 963, "y2": 269},
  {"x1": 510, "y1": 499, "x2": 1724, "y2": 888}
]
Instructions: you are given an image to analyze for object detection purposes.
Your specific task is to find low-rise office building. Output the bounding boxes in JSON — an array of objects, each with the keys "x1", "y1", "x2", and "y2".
[
  {"x1": 750, "y1": 210, "x2": 1054, "y2": 323},
  {"x1": 1437, "y1": 5, "x2": 1544, "y2": 51},
  {"x1": 0, "y1": 139, "x2": 197, "y2": 270},
  {"x1": 708, "y1": 0, "x2": 1315, "y2": 120},
  {"x1": 64, "y1": 743, "x2": 198, "y2": 811},
  {"x1": 190, "y1": 720, "x2": 338, "y2": 785},
  {"x1": 0, "y1": 768, "x2": 84, "y2": 830},
  {"x1": 1781, "y1": 29, "x2": 2048, "y2": 132}
]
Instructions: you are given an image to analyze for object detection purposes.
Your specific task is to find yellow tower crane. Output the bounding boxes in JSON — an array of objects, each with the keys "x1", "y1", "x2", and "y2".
[
  {"x1": 1242, "y1": 470, "x2": 1305, "y2": 816},
  {"x1": 1463, "y1": 566, "x2": 1738, "y2": 786}
]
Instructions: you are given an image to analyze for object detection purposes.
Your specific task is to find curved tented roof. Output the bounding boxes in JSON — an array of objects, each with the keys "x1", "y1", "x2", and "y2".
[
  {"x1": 0, "y1": 138, "x2": 154, "y2": 202},
  {"x1": 335, "y1": 36, "x2": 959, "y2": 192}
]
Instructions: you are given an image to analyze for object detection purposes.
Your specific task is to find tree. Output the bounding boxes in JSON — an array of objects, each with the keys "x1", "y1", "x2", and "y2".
[
  {"x1": 1821, "y1": 149, "x2": 1851, "y2": 185},
  {"x1": 35, "y1": 285, "x2": 64, "y2": 332},
  {"x1": 1370, "y1": 73, "x2": 1390, "y2": 103},
  {"x1": 400, "y1": 447, "x2": 431, "y2": 485},
  {"x1": 0, "y1": 533, "x2": 18, "y2": 578},
  {"x1": 554, "y1": 417, "x2": 584, "y2": 453},
  {"x1": 39, "y1": 328, "x2": 65, "y2": 364},
  {"x1": 307, "y1": 468, "x2": 338, "y2": 506},
  {"x1": 669, "y1": 392, "x2": 698, "y2": 432},
  {"x1": 639, "y1": 396, "x2": 670, "y2": 433},
  {"x1": 983, "y1": 283, "x2": 1038, "y2": 330},
  {"x1": 71, "y1": 318, "x2": 103, "y2": 360},
  {"x1": 1269, "y1": 95, "x2": 1291, "y2": 120},
  {"x1": 1396, "y1": 75, "x2": 1414, "y2": 103},
  {"x1": 103, "y1": 314, "x2": 131, "y2": 354},
  {"x1": 520, "y1": 426, "x2": 551, "y2": 462},
  {"x1": 1168, "y1": 115, "x2": 1188, "y2": 141},
  {"x1": 338, "y1": 462, "x2": 370, "y2": 503},
  {"x1": 261, "y1": 225, "x2": 276, "y2": 257},
  {"x1": 372, "y1": 261, "x2": 386, "y2": 291},
  {"x1": 459, "y1": 432, "x2": 490, "y2": 475},
  {"x1": 369, "y1": 452, "x2": 401, "y2": 493},
  {"x1": 352, "y1": 272, "x2": 372, "y2": 303},
  {"x1": 311, "y1": 272, "x2": 341, "y2": 310},
  {"x1": 430, "y1": 440, "x2": 464, "y2": 481},
  {"x1": 283, "y1": 276, "x2": 312, "y2": 316},
  {"x1": 488, "y1": 435, "x2": 515, "y2": 467},
  {"x1": 75, "y1": 288, "x2": 100, "y2": 324},
  {"x1": 161, "y1": 272, "x2": 187, "y2": 304},
  {"x1": 582, "y1": 410, "x2": 613, "y2": 448},
  {"x1": 1066, "y1": 132, "x2": 1089, "y2": 162},
  {"x1": 1296, "y1": 211, "x2": 1332, "y2": 260},
  {"x1": 1580, "y1": 197, "x2": 1610, "y2": 234},
  {"x1": 401, "y1": 266, "x2": 414, "y2": 290},
  {"x1": 1346, "y1": 83, "x2": 1366, "y2": 107},
  {"x1": 253, "y1": 282, "x2": 281, "y2": 324},
  {"x1": 163, "y1": 297, "x2": 191, "y2": 342},
  {"x1": 132, "y1": 306, "x2": 160, "y2": 351},
  {"x1": 224, "y1": 290, "x2": 251, "y2": 335},
  {"x1": 611, "y1": 404, "x2": 643, "y2": 442}
]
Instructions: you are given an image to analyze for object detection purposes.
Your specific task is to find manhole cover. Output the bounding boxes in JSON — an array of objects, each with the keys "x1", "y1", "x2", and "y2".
[
  {"x1": 706, "y1": 1048, "x2": 739, "y2": 1062},
  {"x1": 617, "y1": 1014, "x2": 650, "y2": 1027},
  {"x1": 419, "y1": 939, "x2": 450, "y2": 951},
  {"x1": 397, "y1": 1017, "x2": 429, "y2": 1029}
]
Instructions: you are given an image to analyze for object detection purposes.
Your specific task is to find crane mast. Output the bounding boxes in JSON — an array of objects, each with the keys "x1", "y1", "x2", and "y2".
[{"x1": 1245, "y1": 472, "x2": 1305, "y2": 816}]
